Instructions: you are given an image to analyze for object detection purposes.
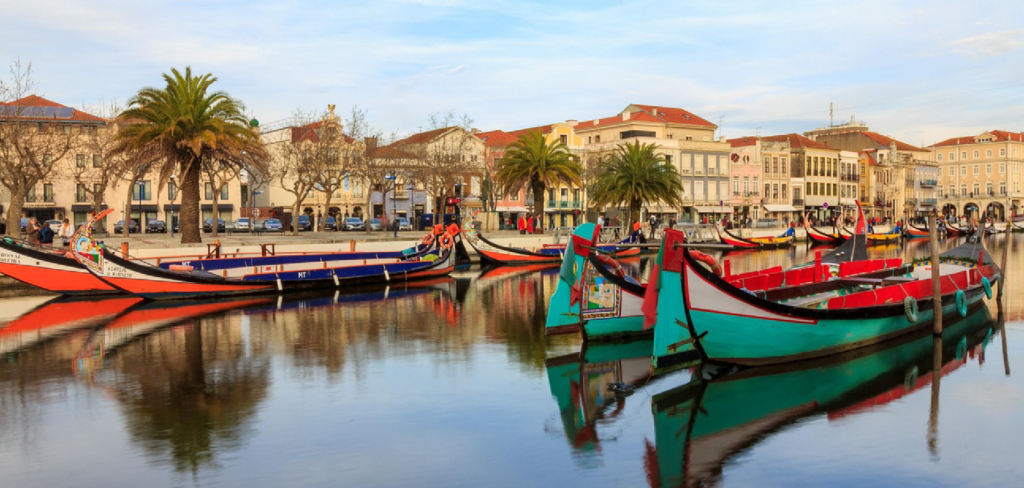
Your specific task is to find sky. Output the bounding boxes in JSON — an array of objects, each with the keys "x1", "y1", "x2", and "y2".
[{"x1": 3, "y1": 0, "x2": 1024, "y2": 146}]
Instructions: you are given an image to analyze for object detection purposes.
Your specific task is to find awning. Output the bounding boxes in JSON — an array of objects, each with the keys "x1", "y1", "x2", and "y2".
[
  {"x1": 694, "y1": 206, "x2": 733, "y2": 213},
  {"x1": 163, "y1": 204, "x2": 180, "y2": 211},
  {"x1": 201, "y1": 203, "x2": 234, "y2": 211},
  {"x1": 128, "y1": 204, "x2": 159, "y2": 212},
  {"x1": 763, "y1": 204, "x2": 798, "y2": 212},
  {"x1": 496, "y1": 206, "x2": 529, "y2": 213},
  {"x1": 71, "y1": 204, "x2": 108, "y2": 212}
]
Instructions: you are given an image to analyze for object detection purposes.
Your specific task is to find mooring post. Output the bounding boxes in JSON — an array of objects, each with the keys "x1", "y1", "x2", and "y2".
[
  {"x1": 121, "y1": 241, "x2": 129, "y2": 259},
  {"x1": 999, "y1": 216, "x2": 1011, "y2": 298},
  {"x1": 929, "y1": 212, "x2": 942, "y2": 335}
]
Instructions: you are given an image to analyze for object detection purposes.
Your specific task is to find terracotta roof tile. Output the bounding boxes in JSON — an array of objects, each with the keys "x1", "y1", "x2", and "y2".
[
  {"x1": 507, "y1": 125, "x2": 552, "y2": 138},
  {"x1": 290, "y1": 120, "x2": 356, "y2": 144},
  {"x1": 761, "y1": 133, "x2": 834, "y2": 150},
  {"x1": 727, "y1": 136, "x2": 759, "y2": 147},
  {"x1": 475, "y1": 130, "x2": 518, "y2": 147},
  {"x1": 630, "y1": 104, "x2": 716, "y2": 127},
  {"x1": 930, "y1": 130, "x2": 1024, "y2": 147},
  {"x1": 392, "y1": 127, "x2": 457, "y2": 146},
  {"x1": 859, "y1": 131, "x2": 926, "y2": 152},
  {"x1": 0, "y1": 94, "x2": 105, "y2": 123}
]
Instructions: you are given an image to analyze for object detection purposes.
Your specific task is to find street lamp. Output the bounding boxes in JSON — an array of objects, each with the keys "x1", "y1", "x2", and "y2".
[
  {"x1": 385, "y1": 175, "x2": 397, "y2": 238},
  {"x1": 251, "y1": 190, "x2": 263, "y2": 232},
  {"x1": 135, "y1": 180, "x2": 144, "y2": 235}
]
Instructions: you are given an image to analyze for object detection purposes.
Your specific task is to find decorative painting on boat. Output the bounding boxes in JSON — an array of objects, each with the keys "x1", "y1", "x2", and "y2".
[
  {"x1": 581, "y1": 263, "x2": 621, "y2": 319},
  {"x1": 70, "y1": 208, "x2": 114, "y2": 275}
]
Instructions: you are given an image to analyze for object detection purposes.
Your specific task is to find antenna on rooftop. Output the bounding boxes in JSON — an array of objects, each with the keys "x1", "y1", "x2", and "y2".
[
  {"x1": 829, "y1": 102, "x2": 834, "y2": 127},
  {"x1": 717, "y1": 116, "x2": 724, "y2": 138}
]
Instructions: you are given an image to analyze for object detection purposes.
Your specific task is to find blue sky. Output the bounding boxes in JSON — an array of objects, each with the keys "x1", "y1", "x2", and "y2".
[{"x1": 4, "y1": 0, "x2": 1024, "y2": 145}]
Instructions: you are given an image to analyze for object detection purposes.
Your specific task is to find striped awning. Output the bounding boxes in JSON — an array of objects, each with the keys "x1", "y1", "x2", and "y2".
[
  {"x1": 694, "y1": 206, "x2": 732, "y2": 213},
  {"x1": 763, "y1": 204, "x2": 797, "y2": 212}
]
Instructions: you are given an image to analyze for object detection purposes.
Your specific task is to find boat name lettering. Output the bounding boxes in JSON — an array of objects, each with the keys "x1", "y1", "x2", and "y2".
[
  {"x1": 0, "y1": 252, "x2": 21, "y2": 264},
  {"x1": 104, "y1": 266, "x2": 133, "y2": 278}
]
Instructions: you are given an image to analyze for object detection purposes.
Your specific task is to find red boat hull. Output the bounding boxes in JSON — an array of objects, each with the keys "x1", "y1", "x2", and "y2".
[{"x1": 0, "y1": 242, "x2": 116, "y2": 295}]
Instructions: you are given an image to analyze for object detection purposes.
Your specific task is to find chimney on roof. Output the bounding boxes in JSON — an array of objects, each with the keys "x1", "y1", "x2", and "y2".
[
  {"x1": 719, "y1": 136, "x2": 726, "y2": 142},
  {"x1": 565, "y1": 119, "x2": 577, "y2": 126},
  {"x1": 471, "y1": 128, "x2": 480, "y2": 134},
  {"x1": 592, "y1": 119, "x2": 599, "y2": 125},
  {"x1": 622, "y1": 111, "x2": 630, "y2": 121},
  {"x1": 364, "y1": 136, "x2": 378, "y2": 151}
]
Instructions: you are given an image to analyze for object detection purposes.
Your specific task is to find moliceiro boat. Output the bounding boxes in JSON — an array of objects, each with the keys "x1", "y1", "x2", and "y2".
[
  {"x1": 802, "y1": 213, "x2": 843, "y2": 245},
  {"x1": 903, "y1": 222, "x2": 936, "y2": 239},
  {"x1": 839, "y1": 225, "x2": 901, "y2": 245},
  {"x1": 0, "y1": 236, "x2": 118, "y2": 295},
  {"x1": 465, "y1": 228, "x2": 641, "y2": 267},
  {"x1": 545, "y1": 223, "x2": 647, "y2": 340},
  {"x1": 68, "y1": 210, "x2": 463, "y2": 300},
  {"x1": 652, "y1": 222, "x2": 999, "y2": 367},
  {"x1": 715, "y1": 220, "x2": 795, "y2": 249}
]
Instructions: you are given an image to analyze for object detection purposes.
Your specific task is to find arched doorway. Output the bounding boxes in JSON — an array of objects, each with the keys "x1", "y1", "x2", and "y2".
[
  {"x1": 328, "y1": 206, "x2": 341, "y2": 217},
  {"x1": 351, "y1": 206, "x2": 363, "y2": 218},
  {"x1": 963, "y1": 202, "x2": 978, "y2": 220},
  {"x1": 942, "y1": 203, "x2": 957, "y2": 219},
  {"x1": 986, "y1": 201, "x2": 1005, "y2": 221}
]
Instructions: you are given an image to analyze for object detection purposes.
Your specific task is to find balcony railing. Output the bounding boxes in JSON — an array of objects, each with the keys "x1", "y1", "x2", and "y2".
[
  {"x1": 547, "y1": 200, "x2": 582, "y2": 209},
  {"x1": 792, "y1": 198, "x2": 804, "y2": 206},
  {"x1": 392, "y1": 191, "x2": 411, "y2": 199},
  {"x1": 923, "y1": 198, "x2": 938, "y2": 205},
  {"x1": 906, "y1": 198, "x2": 918, "y2": 205},
  {"x1": 920, "y1": 179, "x2": 937, "y2": 187}
]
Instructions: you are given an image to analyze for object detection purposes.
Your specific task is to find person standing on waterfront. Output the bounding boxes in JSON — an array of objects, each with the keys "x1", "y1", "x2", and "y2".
[
  {"x1": 38, "y1": 221, "x2": 54, "y2": 246},
  {"x1": 26, "y1": 218, "x2": 41, "y2": 245},
  {"x1": 518, "y1": 214, "x2": 526, "y2": 234},
  {"x1": 59, "y1": 218, "x2": 74, "y2": 247},
  {"x1": 526, "y1": 214, "x2": 535, "y2": 234}
]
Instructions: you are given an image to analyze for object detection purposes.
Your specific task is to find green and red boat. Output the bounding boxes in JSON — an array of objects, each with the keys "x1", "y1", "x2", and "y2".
[{"x1": 651, "y1": 218, "x2": 1000, "y2": 367}]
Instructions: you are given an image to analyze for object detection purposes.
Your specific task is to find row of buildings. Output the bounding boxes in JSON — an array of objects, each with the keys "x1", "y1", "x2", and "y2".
[{"x1": 2, "y1": 96, "x2": 1021, "y2": 234}]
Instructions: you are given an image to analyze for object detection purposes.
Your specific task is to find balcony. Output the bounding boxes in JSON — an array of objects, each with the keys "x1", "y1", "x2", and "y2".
[
  {"x1": 392, "y1": 190, "x2": 411, "y2": 199},
  {"x1": 906, "y1": 198, "x2": 918, "y2": 205},
  {"x1": 792, "y1": 198, "x2": 804, "y2": 206},
  {"x1": 923, "y1": 198, "x2": 938, "y2": 205},
  {"x1": 547, "y1": 200, "x2": 582, "y2": 210},
  {"x1": 920, "y1": 179, "x2": 937, "y2": 187}
]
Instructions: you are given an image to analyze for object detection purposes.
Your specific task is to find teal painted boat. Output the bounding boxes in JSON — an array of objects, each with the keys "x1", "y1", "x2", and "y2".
[
  {"x1": 545, "y1": 223, "x2": 648, "y2": 340},
  {"x1": 652, "y1": 221, "x2": 1001, "y2": 367},
  {"x1": 648, "y1": 304, "x2": 995, "y2": 488}
]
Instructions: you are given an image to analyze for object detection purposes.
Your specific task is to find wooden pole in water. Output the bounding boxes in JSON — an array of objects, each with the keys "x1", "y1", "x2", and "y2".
[
  {"x1": 927, "y1": 336, "x2": 942, "y2": 456},
  {"x1": 929, "y1": 212, "x2": 942, "y2": 335},
  {"x1": 999, "y1": 211, "x2": 1011, "y2": 298}
]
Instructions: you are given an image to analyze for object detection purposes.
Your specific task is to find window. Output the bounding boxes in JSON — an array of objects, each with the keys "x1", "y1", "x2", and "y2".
[
  {"x1": 743, "y1": 176, "x2": 750, "y2": 194},
  {"x1": 1000, "y1": 163, "x2": 1006, "y2": 173},
  {"x1": 765, "y1": 183, "x2": 771, "y2": 197},
  {"x1": 960, "y1": 186, "x2": 967, "y2": 197},
  {"x1": 949, "y1": 152, "x2": 955, "y2": 161},
  {"x1": 987, "y1": 164, "x2": 992, "y2": 174},
  {"x1": 773, "y1": 159, "x2": 779, "y2": 174},
  {"x1": 961, "y1": 166, "x2": 967, "y2": 175},
  {"x1": 972, "y1": 150, "x2": 979, "y2": 158},
  {"x1": 205, "y1": 182, "x2": 214, "y2": 200},
  {"x1": 973, "y1": 183, "x2": 980, "y2": 196},
  {"x1": 1000, "y1": 182, "x2": 1006, "y2": 195},
  {"x1": 937, "y1": 153, "x2": 943, "y2": 162},
  {"x1": 974, "y1": 165, "x2": 979, "y2": 175},
  {"x1": 587, "y1": 136, "x2": 591, "y2": 144},
  {"x1": 949, "y1": 167, "x2": 955, "y2": 177},
  {"x1": 43, "y1": 183, "x2": 54, "y2": 203},
  {"x1": 92, "y1": 154, "x2": 102, "y2": 168},
  {"x1": 76, "y1": 154, "x2": 85, "y2": 168},
  {"x1": 510, "y1": 190, "x2": 518, "y2": 201},
  {"x1": 733, "y1": 177, "x2": 740, "y2": 194},
  {"x1": 76, "y1": 184, "x2": 87, "y2": 202},
  {"x1": 753, "y1": 177, "x2": 759, "y2": 194},
  {"x1": 772, "y1": 183, "x2": 779, "y2": 199},
  {"x1": 986, "y1": 183, "x2": 993, "y2": 195},
  {"x1": 559, "y1": 135, "x2": 567, "y2": 145},
  {"x1": 948, "y1": 185, "x2": 954, "y2": 197},
  {"x1": 782, "y1": 184, "x2": 787, "y2": 199},
  {"x1": 132, "y1": 181, "x2": 152, "y2": 201},
  {"x1": 594, "y1": 135, "x2": 601, "y2": 143},
  {"x1": 962, "y1": 151, "x2": 968, "y2": 159},
  {"x1": 1000, "y1": 148, "x2": 1006, "y2": 157},
  {"x1": 781, "y1": 158, "x2": 787, "y2": 174},
  {"x1": 573, "y1": 189, "x2": 580, "y2": 201},
  {"x1": 665, "y1": 154, "x2": 673, "y2": 165},
  {"x1": 168, "y1": 181, "x2": 177, "y2": 201},
  {"x1": 220, "y1": 184, "x2": 229, "y2": 200},
  {"x1": 986, "y1": 149, "x2": 992, "y2": 157}
]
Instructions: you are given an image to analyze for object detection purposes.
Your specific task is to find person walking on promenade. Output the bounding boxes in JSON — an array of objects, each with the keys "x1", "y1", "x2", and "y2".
[
  {"x1": 26, "y1": 217, "x2": 41, "y2": 245},
  {"x1": 518, "y1": 215, "x2": 526, "y2": 235},
  {"x1": 526, "y1": 214, "x2": 535, "y2": 234},
  {"x1": 59, "y1": 218, "x2": 75, "y2": 247}
]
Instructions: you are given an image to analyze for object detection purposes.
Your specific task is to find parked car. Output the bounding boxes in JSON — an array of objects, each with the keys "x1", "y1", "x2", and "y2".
[
  {"x1": 324, "y1": 217, "x2": 337, "y2": 231},
  {"x1": 235, "y1": 218, "x2": 251, "y2": 232},
  {"x1": 113, "y1": 220, "x2": 139, "y2": 234},
  {"x1": 343, "y1": 217, "x2": 365, "y2": 231},
  {"x1": 146, "y1": 220, "x2": 166, "y2": 233},
  {"x1": 368, "y1": 218, "x2": 384, "y2": 231},
  {"x1": 20, "y1": 218, "x2": 29, "y2": 233},
  {"x1": 45, "y1": 219, "x2": 64, "y2": 235},
  {"x1": 291, "y1": 214, "x2": 313, "y2": 232},
  {"x1": 396, "y1": 217, "x2": 413, "y2": 231},
  {"x1": 263, "y1": 219, "x2": 283, "y2": 232},
  {"x1": 203, "y1": 218, "x2": 226, "y2": 232}
]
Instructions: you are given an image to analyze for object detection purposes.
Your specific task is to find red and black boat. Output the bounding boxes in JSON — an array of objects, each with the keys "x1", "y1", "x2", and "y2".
[
  {"x1": 715, "y1": 220, "x2": 795, "y2": 249},
  {"x1": 0, "y1": 236, "x2": 117, "y2": 295},
  {"x1": 802, "y1": 213, "x2": 843, "y2": 245},
  {"x1": 465, "y1": 228, "x2": 642, "y2": 266}
]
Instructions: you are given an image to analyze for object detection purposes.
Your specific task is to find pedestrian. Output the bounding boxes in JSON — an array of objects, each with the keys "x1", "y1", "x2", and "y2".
[
  {"x1": 597, "y1": 214, "x2": 605, "y2": 226},
  {"x1": 59, "y1": 218, "x2": 74, "y2": 247},
  {"x1": 526, "y1": 214, "x2": 535, "y2": 234},
  {"x1": 26, "y1": 217, "x2": 41, "y2": 245},
  {"x1": 648, "y1": 214, "x2": 658, "y2": 239},
  {"x1": 668, "y1": 217, "x2": 676, "y2": 229},
  {"x1": 38, "y1": 221, "x2": 55, "y2": 246},
  {"x1": 518, "y1": 214, "x2": 526, "y2": 235}
]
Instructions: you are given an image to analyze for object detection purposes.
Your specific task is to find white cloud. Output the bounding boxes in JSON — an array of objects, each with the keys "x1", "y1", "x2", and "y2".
[{"x1": 952, "y1": 30, "x2": 1024, "y2": 58}]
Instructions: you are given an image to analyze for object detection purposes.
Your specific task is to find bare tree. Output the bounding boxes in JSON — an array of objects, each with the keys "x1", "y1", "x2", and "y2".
[
  {"x1": 406, "y1": 111, "x2": 482, "y2": 215},
  {"x1": 312, "y1": 105, "x2": 358, "y2": 231},
  {"x1": 203, "y1": 159, "x2": 239, "y2": 238},
  {"x1": 267, "y1": 113, "x2": 322, "y2": 236},
  {"x1": 0, "y1": 60, "x2": 79, "y2": 236}
]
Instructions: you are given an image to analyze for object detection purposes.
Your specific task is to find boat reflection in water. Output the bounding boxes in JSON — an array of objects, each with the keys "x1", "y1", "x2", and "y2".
[
  {"x1": 648, "y1": 303, "x2": 996, "y2": 488},
  {"x1": 0, "y1": 296, "x2": 143, "y2": 356},
  {"x1": 545, "y1": 340, "x2": 699, "y2": 466}
]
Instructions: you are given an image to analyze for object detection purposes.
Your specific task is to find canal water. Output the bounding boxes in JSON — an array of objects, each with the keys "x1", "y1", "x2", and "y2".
[{"x1": 0, "y1": 235, "x2": 1022, "y2": 487}]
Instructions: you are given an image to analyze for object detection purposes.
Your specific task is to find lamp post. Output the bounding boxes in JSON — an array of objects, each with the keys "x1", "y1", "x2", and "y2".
[
  {"x1": 251, "y1": 190, "x2": 263, "y2": 232},
  {"x1": 385, "y1": 175, "x2": 397, "y2": 238},
  {"x1": 135, "y1": 180, "x2": 144, "y2": 235}
]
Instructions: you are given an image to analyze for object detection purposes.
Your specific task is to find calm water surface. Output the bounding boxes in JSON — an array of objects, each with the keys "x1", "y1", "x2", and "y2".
[{"x1": 1, "y1": 235, "x2": 1022, "y2": 487}]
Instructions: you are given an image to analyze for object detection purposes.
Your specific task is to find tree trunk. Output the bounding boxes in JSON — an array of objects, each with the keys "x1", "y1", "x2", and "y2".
[
  {"x1": 531, "y1": 181, "x2": 545, "y2": 234},
  {"x1": 364, "y1": 190, "x2": 373, "y2": 234},
  {"x1": 4, "y1": 187, "x2": 25, "y2": 238},
  {"x1": 322, "y1": 193, "x2": 333, "y2": 232},
  {"x1": 630, "y1": 198, "x2": 642, "y2": 232},
  {"x1": 124, "y1": 181, "x2": 134, "y2": 238},
  {"x1": 291, "y1": 200, "x2": 301, "y2": 236},
  {"x1": 211, "y1": 189, "x2": 220, "y2": 238},
  {"x1": 92, "y1": 193, "x2": 104, "y2": 235},
  {"x1": 179, "y1": 158, "x2": 202, "y2": 244}
]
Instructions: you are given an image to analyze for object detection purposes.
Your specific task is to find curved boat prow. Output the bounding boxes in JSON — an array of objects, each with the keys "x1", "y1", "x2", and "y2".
[
  {"x1": 649, "y1": 228, "x2": 701, "y2": 369},
  {"x1": 545, "y1": 223, "x2": 598, "y2": 336}
]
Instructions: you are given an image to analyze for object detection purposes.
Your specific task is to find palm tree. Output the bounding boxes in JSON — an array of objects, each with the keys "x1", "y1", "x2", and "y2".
[
  {"x1": 494, "y1": 130, "x2": 581, "y2": 231},
  {"x1": 589, "y1": 140, "x2": 684, "y2": 228},
  {"x1": 116, "y1": 67, "x2": 265, "y2": 244}
]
